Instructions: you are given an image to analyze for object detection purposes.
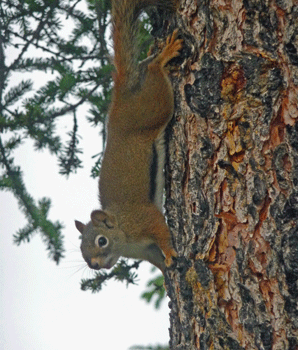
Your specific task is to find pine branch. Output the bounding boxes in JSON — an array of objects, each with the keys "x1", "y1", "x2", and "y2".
[
  {"x1": 80, "y1": 260, "x2": 142, "y2": 293},
  {"x1": 0, "y1": 137, "x2": 64, "y2": 263},
  {"x1": 129, "y1": 345, "x2": 169, "y2": 350},
  {"x1": 141, "y1": 274, "x2": 166, "y2": 309},
  {"x1": 3, "y1": 80, "x2": 33, "y2": 107},
  {"x1": 8, "y1": 4, "x2": 53, "y2": 72},
  {"x1": 58, "y1": 112, "x2": 83, "y2": 176},
  {"x1": 90, "y1": 152, "x2": 103, "y2": 178}
]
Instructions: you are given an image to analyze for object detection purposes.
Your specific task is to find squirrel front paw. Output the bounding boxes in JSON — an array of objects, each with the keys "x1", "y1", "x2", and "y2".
[
  {"x1": 155, "y1": 29, "x2": 183, "y2": 68},
  {"x1": 164, "y1": 248, "x2": 177, "y2": 268}
]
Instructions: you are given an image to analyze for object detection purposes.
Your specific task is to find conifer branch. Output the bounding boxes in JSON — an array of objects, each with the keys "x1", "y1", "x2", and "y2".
[
  {"x1": 58, "y1": 112, "x2": 82, "y2": 176},
  {"x1": 80, "y1": 260, "x2": 142, "y2": 293},
  {"x1": 0, "y1": 137, "x2": 64, "y2": 263}
]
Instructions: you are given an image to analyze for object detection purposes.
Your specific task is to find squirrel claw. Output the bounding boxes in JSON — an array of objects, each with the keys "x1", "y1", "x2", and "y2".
[
  {"x1": 165, "y1": 249, "x2": 178, "y2": 267},
  {"x1": 158, "y1": 29, "x2": 183, "y2": 67}
]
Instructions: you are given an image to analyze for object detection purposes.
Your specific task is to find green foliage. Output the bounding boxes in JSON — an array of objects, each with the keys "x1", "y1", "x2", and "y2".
[
  {"x1": 1, "y1": 1, "x2": 169, "y2": 347},
  {"x1": 1, "y1": 0, "x2": 167, "y2": 313},
  {"x1": 81, "y1": 259, "x2": 142, "y2": 292},
  {"x1": 0, "y1": 138, "x2": 64, "y2": 262},
  {"x1": 129, "y1": 345, "x2": 169, "y2": 350},
  {"x1": 81, "y1": 258, "x2": 166, "y2": 309},
  {"x1": 1, "y1": 0, "x2": 113, "y2": 263},
  {"x1": 141, "y1": 272, "x2": 166, "y2": 309},
  {"x1": 58, "y1": 113, "x2": 82, "y2": 176}
]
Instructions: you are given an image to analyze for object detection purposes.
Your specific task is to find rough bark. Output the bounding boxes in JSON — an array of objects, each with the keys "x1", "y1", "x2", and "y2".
[{"x1": 165, "y1": 1, "x2": 298, "y2": 349}]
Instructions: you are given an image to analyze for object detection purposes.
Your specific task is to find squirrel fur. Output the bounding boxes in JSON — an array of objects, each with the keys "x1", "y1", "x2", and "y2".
[{"x1": 75, "y1": 0, "x2": 182, "y2": 273}]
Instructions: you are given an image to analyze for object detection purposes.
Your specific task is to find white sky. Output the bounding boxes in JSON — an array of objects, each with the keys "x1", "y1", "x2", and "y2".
[
  {"x1": 0, "y1": 113, "x2": 170, "y2": 350},
  {"x1": 1, "y1": 5, "x2": 170, "y2": 348}
]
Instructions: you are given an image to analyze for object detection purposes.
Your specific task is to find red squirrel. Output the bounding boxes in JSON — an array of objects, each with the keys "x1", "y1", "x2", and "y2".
[{"x1": 75, "y1": 0, "x2": 182, "y2": 274}]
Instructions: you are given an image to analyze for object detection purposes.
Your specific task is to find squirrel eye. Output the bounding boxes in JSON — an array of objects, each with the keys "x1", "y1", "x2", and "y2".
[{"x1": 95, "y1": 235, "x2": 109, "y2": 248}]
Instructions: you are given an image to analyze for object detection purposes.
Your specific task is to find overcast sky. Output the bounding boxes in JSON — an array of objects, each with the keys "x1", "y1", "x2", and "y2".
[
  {"x1": 0, "y1": 117, "x2": 170, "y2": 350},
  {"x1": 1, "y1": 4, "x2": 171, "y2": 347}
]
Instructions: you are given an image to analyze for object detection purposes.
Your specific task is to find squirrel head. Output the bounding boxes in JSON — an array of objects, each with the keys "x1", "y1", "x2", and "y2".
[{"x1": 75, "y1": 210, "x2": 123, "y2": 270}]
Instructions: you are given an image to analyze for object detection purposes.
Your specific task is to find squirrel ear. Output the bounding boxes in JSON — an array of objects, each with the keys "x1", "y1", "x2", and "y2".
[
  {"x1": 75, "y1": 220, "x2": 85, "y2": 234},
  {"x1": 91, "y1": 210, "x2": 115, "y2": 228}
]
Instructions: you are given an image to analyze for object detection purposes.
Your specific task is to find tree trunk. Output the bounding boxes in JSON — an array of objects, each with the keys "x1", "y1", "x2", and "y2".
[{"x1": 165, "y1": 0, "x2": 298, "y2": 349}]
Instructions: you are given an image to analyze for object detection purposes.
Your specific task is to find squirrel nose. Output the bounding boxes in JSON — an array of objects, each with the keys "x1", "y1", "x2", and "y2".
[
  {"x1": 85, "y1": 257, "x2": 100, "y2": 270},
  {"x1": 90, "y1": 257, "x2": 101, "y2": 270},
  {"x1": 92, "y1": 263, "x2": 100, "y2": 270}
]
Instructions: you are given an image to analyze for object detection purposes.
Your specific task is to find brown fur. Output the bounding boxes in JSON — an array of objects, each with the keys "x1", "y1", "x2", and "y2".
[{"x1": 75, "y1": 0, "x2": 182, "y2": 273}]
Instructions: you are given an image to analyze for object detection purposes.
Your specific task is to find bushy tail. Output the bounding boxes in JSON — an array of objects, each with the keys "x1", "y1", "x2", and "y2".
[{"x1": 112, "y1": 0, "x2": 178, "y2": 86}]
